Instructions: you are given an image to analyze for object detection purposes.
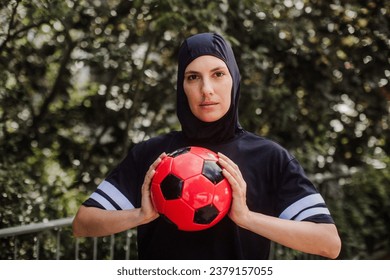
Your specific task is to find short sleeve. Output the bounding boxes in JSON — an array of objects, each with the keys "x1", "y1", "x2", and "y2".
[
  {"x1": 276, "y1": 157, "x2": 334, "y2": 224},
  {"x1": 82, "y1": 147, "x2": 142, "y2": 210}
]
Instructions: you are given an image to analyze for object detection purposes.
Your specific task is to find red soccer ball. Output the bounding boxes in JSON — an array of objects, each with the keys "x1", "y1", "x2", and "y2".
[{"x1": 150, "y1": 146, "x2": 232, "y2": 231}]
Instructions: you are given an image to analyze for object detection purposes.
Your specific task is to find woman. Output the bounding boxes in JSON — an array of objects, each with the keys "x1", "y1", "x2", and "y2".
[{"x1": 73, "y1": 32, "x2": 341, "y2": 259}]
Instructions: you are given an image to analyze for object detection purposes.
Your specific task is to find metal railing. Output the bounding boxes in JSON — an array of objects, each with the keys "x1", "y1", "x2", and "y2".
[
  {"x1": 0, "y1": 218, "x2": 137, "y2": 260},
  {"x1": 0, "y1": 216, "x2": 321, "y2": 260},
  {"x1": 0, "y1": 172, "x2": 345, "y2": 260},
  {"x1": 4, "y1": 169, "x2": 344, "y2": 259}
]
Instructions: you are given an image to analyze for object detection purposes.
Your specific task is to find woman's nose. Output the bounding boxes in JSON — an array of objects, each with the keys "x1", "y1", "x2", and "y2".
[{"x1": 201, "y1": 78, "x2": 213, "y2": 97}]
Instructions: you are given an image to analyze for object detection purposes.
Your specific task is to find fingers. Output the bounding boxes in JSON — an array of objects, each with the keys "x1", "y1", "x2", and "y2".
[
  {"x1": 218, "y1": 153, "x2": 242, "y2": 175},
  {"x1": 217, "y1": 153, "x2": 250, "y2": 226},
  {"x1": 148, "y1": 152, "x2": 167, "y2": 174},
  {"x1": 218, "y1": 152, "x2": 247, "y2": 208},
  {"x1": 153, "y1": 152, "x2": 167, "y2": 168},
  {"x1": 142, "y1": 153, "x2": 167, "y2": 190},
  {"x1": 218, "y1": 152, "x2": 244, "y2": 186}
]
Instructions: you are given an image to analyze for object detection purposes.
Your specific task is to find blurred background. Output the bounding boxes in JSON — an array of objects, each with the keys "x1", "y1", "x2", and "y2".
[{"x1": 0, "y1": 0, "x2": 389, "y2": 260}]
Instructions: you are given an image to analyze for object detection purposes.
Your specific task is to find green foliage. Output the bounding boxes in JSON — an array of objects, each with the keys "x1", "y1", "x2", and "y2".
[
  {"x1": 0, "y1": 0, "x2": 389, "y2": 259},
  {"x1": 330, "y1": 159, "x2": 390, "y2": 259}
]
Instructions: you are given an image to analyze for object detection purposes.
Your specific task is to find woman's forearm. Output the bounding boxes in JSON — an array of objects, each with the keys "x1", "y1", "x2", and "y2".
[
  {"x1": 238, "y1": 211, "x2": 341, "y2": 259},
  {"x1": 72, "y1": 205, "x2": 147, "y2": 237}
]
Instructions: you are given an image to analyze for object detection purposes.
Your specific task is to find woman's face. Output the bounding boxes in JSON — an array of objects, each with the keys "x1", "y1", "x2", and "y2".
[{"x1": 183, "y1": 55, "x2": 233, "y2": 122}]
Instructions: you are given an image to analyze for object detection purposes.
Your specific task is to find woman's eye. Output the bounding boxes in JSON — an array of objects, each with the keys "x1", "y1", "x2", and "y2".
[
  {"x1": 215, "y1": 72, "x2": 225, "y2": 78},
  {"x1": 187, "y1": 74, "x2": 198, "y2": 81}
]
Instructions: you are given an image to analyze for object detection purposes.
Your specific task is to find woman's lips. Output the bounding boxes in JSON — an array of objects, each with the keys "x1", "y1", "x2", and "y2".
[{"x1": 200, "y1": 102, "x2": 218, "y2": 107}]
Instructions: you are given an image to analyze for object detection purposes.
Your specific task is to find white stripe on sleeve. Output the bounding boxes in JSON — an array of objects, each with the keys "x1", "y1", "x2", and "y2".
[
  {"x1": 90, "y1": 192, "x2": 116, "y2": 210},
  {"x1": 294, "y1": 207, "x2": 331, "y2": 221},
  {"x1": 279, "y1": 193, "x2": 325, "y2": 220},
  {"x1": 97, "y1": 180, "x2": 134, "y2": 210}
]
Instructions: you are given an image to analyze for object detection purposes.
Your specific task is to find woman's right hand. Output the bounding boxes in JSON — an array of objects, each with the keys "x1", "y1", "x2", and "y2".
[
  {"x1": 73, "y1": 152, "x2": 167, "y2": 237},
  {"x1": 139, "y1": 152, "x2": 166, "y2": 224}
]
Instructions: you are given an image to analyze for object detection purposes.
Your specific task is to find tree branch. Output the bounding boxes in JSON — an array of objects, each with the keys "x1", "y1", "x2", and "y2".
[
  {"x1": 0, "y1": 0, "x2": 20, "y2": 53},
  {"x1": 0, "y1": 1, "x2": 50, "y2": 55},
  {"x1": 30, "y1": 30, "x2": 76, "y2": 136}
]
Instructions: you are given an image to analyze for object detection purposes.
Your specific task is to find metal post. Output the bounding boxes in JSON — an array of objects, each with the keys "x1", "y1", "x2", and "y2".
[
  {"x1": 56, "y1": 228, "x2": 61, "y2": 260},
  {"x1": 13, "y1": 237, "x2": 18, "y2": 260},
  {"x1": 93, "y1": 237, "x2": 98, "y2": 260},
  {"x1": 110, "y1": 235, "x2": 115, "y2": 260},
  {"x1": 75, "y1": 238, "x2": 79, "y2": 260},
  {"x1": 34, "y1": 235, "x2": 40, "y2": 260},
  {"x1": 125, "y1": 230, "x2": 131, "y2": 260}
]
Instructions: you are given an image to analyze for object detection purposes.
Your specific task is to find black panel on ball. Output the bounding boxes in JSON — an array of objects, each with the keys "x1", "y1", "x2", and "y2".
[
  {"x1": 169, "y1": 146, "x2": 191, "y2": 158},
  {"x1": 202, "y1": 161, "x2": 224, "y2": 184},
  {"x1": 160, "y1": 174, "x2": 184, "y2": 200},
  {"x1": 194, "y1": 204, "x2": 219, "y2": 224}
]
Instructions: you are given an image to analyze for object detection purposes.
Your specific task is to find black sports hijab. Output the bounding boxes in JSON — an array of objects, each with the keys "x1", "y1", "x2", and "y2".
[{"x1": 177, "y1": 33, "x2": 242, "y2": 144}]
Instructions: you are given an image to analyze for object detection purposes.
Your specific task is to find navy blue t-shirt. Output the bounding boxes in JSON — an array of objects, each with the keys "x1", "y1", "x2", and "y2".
[{"x1": 83, "y1": 130, "x2": 334, "y2": 259}]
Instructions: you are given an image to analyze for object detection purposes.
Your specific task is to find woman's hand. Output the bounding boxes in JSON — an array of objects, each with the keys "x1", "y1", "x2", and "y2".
[
  {"x1": 217, "y1": 152, "x2": 250, "y2": 227},
  {"x1": 139, "y1": 152, "x2": 166, "y2": 224},
  {"x1": 72, "y1": 153, "x2": 167, "y2": 237},
  {"x1": 218, "y1": 152, "x2": 341, "y2": 259}
]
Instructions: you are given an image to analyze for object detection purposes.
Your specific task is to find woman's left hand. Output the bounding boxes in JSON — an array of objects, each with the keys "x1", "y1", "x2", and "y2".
[{"x1": 218, "y1": 152, "x2": 250, "y2": 227}]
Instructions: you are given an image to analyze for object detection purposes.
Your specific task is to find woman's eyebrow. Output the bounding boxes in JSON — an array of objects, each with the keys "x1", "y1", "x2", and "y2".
[
  {"x1": 210, "y1": 66, "x2": 228, "y2": 72},
  {"x1": 184, "y1": 66, "x2": 228, "y2": 75},
  {"x1": 184, "y1": 70, "x2": 200, "y2": 75}
]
